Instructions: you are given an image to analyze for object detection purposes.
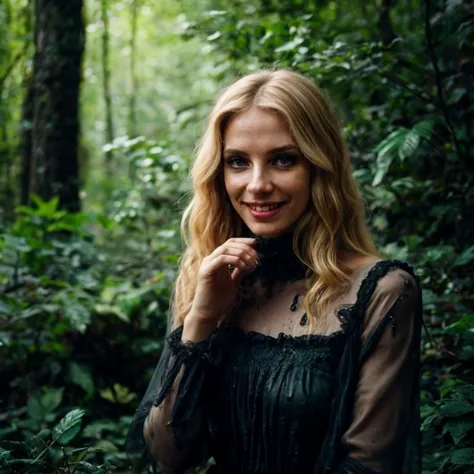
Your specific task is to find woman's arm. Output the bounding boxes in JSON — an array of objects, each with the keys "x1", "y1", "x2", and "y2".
[
  {"x1": 143, "y1": 315, "x2": 217, "y2": 470},
  {"x1": 336, "y1": 268, "x2": 421, "y2": 474},
  {"x1": 127, "y1": 312, "x2": 219, "y2": 473}
]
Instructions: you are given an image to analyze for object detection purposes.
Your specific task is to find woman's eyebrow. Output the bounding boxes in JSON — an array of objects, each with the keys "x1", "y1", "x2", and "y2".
[{"x1": 223, "y1": 145, "x2": 300, "y2": 156}]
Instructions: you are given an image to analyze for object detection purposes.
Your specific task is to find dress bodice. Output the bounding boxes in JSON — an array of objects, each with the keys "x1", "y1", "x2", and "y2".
[{"x1": 211, "y1": 325, "x2": 346, "y2": 474}]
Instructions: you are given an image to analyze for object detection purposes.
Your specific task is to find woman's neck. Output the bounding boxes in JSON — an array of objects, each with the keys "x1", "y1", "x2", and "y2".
[{"x1": 251, "y1": 232, "x2": 307, "y2": 285}]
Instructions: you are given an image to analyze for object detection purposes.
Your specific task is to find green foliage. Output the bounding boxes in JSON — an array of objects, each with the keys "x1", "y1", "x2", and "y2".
[
  {"x1": 1, "y1": 192, "x2": 182, "y2": 471},
  {"x1": 0, "y1": 408, "x2": 117, "y2": 473},
  {"x1": 104, "y1": 135, "x2": 189, "y2": 227}
]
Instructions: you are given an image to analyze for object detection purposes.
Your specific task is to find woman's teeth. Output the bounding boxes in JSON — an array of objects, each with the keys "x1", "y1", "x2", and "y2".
[{"x1": 248, "y1": 203, "x2": 282, "y2": 211}]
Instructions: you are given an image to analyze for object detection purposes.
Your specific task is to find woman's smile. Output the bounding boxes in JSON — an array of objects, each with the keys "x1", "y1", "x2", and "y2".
[
  {"x1": 244, "y1": 201, "x2": 287, "y2": 220},
  {"x1": 223, "y1": 106, "x2": 312, "y2": 237}
]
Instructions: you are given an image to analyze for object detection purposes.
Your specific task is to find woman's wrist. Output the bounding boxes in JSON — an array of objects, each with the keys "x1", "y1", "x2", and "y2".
[{"x1": 182, "y1": 312, "x2": 217, "y2": 343}]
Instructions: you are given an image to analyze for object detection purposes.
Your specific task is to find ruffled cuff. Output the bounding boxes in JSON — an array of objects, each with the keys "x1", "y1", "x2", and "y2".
[{"x1": 152, "y1": 325, "x2": 219, "y2": 448}]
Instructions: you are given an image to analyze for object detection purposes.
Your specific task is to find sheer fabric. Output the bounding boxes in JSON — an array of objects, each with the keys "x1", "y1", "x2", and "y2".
[{"x1": 126, "y1": 259, "x2": 422, "y2": 474}]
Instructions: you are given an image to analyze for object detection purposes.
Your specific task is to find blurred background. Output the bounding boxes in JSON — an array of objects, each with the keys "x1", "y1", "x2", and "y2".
[{"x1": 0, "y1": 0, "x2": 473, "y2": 472}]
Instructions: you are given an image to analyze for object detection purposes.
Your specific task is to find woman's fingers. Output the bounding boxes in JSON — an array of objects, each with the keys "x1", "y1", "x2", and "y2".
[
  {"x1": 230, "y1": 265, "x2": 245, "y2": 283},
  {"x1": 201, "y1": 254, "x2": 250, "y2": 277},
  {"x1": 199, "y1": 238, "x2": 258, "y2": 281},
  {"x1": 213, "y1": 247, "x2": 257, "y2": 269},
  {"x1": 211, "y1": 242, "x2": 258, "y2": 267}
]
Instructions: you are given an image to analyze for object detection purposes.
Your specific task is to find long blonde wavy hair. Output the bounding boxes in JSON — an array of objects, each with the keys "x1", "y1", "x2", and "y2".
[{"x1": 173, "y1": 68, "x2": 378, "y2": 332}]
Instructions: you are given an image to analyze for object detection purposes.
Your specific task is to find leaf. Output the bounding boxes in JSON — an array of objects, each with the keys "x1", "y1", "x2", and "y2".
[
  {"x1": 30, "y1": 195, "x2": 60, "y2": 217},
  {"x1": 451, "y1": 448, "x2": 474, "y2": 465},
  {"x1": 82, "y1": 421, "x2": 117, "y2": 438},
  {"x1": 53, "y1": 409, "x2": 85, "y2": 445},
  {"x1": 372, "y1": 128, "x2": 407, "y2": 186},
  {"x1": 440, "y1": 378, "x2": 460, "y2": 398},
  {"x1": 446, "y1": 419, "x2": 474, "y2": 445},
  {"x1": 24, "y1": 429, "x2": 50, "y2": 458},
  {"x1": 207, "y1": 31, "x2": 221, "y2": 41},
  {"x1": 404, "y1": 235, "x2": 424, "y2": 251},
  {"x1": 27, "y1": 395, "x2": 44, "y2": 421},
  {"x1": 456, "y1": 385, "x2": 474, "y2": 401},
  {"x1": 73, "y1": 461, "x2": 98, "y2": 473},
  {"x1": 0, "y1": 448, "x2": 11, "y2": 464},
  {"x1": 41, "y1": 388, "x2": 63, "y2": 413},
  {"x1": 453, "y1": 246, "x2": 474, "y2": 267},
  {"x1": 94, "y1": 304, "x2": 130, "y2": 323},
  {"x1": 3, "y1": 234, "x2": 31, "y2": 252},
  {"x1": 69, "y1": 362, "x2": 95, "y2": 397},
  {"x1": 412, "y1": 119, "x2": 435, "y2": 140},
  {"x1": 446, "y1": 314, "x2": 474, "y2": 333},
  {"x1": 100, "y1": 384, "x2": 136, "y2": 404},
  {"x1": 93, "y1": 439, "x2": 118, "y2": 452},
  {"x1": 64, "y1": 447, "x2": 90, "y2": 464},
  {"x1": 275, "y1": 37, "x2": 305, "y2": 53},
  {"x1": 54, "y1": 291, "x2": 92, "y2": 333},
  {"x1": 440, "y1": 399, "x2": 474, "y2": 418},
  {"x1": 399, "y1": 131, "x2": 420, "y2": 160},
  {"x1": 0, "y1": 300, "x2": 14, "y2": 316}
]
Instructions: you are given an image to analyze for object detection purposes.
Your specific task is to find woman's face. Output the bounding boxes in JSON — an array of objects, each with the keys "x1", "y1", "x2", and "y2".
[{"x1": 223, "y1": 106, "x2": 312, "y2": 238}]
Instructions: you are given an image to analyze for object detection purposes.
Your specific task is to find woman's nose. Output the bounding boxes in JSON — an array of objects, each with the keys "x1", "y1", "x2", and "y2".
[{"x1": 247, "y1": 169, "x2": 273, "y2": 194}]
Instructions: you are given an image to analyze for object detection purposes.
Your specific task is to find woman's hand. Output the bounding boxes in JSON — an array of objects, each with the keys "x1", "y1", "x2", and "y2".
[{"x1": 188, "y1": 237, "x2": 259, "y2": 323}]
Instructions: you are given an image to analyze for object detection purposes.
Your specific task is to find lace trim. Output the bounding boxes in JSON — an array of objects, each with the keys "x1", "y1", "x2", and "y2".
[
  {"x1": 151, "y1": 326, "x2": 219, "y2": 411},
  {"x1": 167, "y1": 325, "x2": 218, "y2": 363},
  {"x1": 336, "y1": 259, "x2": 417, "y2": 336},
  {"x1": 352, "y1": 259, "x2": 416, "y2": 314},
  {"x1": 216, "y1": 322, "x2": 346, "y2": 348}
]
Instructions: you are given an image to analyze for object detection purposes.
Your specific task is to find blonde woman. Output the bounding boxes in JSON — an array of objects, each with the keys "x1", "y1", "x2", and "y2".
[{"x1": 126, "y1": 69, "x2": 422, "y2": 474}]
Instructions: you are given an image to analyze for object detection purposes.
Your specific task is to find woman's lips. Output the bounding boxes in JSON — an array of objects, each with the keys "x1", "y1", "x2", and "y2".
[{"x1": 244, "y1": 202, "x2": 286, "y2": 220}]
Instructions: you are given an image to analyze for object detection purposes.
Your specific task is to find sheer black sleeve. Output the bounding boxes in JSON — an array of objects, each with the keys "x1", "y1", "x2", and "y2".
[
  {"x1": 314, "y1": 260, "x2": 422, "y2": 474},
  {"x1": 126, "y1": 305, "x2": 219, "y2": 473},
  {"x1": 336, "y1": 268, "x2": 422, "y2": 474}
]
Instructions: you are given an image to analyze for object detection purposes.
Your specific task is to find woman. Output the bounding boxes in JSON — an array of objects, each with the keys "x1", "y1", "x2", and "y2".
[{"x1": 126, "y1": 69, "x2": 422, "y2": 474}]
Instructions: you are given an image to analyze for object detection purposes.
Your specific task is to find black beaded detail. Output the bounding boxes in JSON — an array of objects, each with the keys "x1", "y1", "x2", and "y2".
[
  {"x1": 299, "y1": 313, "x2": 308, "y2": 326},
  {"x1": 389, "y1": 312, "x2": 396, "y2": 336},
  {"x1": 290, "y1": 293, "x2": 300, "y2": 312},
  {"x1": 389, "y1": 274, "x2": 413, "y2": 337}
]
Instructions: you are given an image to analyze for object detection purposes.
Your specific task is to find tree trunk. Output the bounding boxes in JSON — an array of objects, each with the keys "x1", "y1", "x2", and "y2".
[
  {"x1": 101, "y1": 0, "x2": 114, "y2": 172},
  {"x1": 377, "y1": 0, "x2": 396, "y2": 44},
  {"x1": 21, "y1": 75, "x2": 34, "y2": 206},
  {"x1": 30, "y1": 0, "x2": 84, "y2": 212},
  {"x1": 128, "y1": 0, "x2": 138, "y2": 138}
]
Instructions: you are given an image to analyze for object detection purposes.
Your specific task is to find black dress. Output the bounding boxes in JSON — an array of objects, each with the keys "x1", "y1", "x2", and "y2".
[{"x1": 126, "y1": 239, "x2": 423, "y2": 474}]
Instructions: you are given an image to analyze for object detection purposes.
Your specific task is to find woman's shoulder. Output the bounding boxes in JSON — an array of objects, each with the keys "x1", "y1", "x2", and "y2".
[
  {"x1": 352, "y1": 259, "x2": 421, "y2": 332},
  {"x1": 342, "y1": 258, "x2": 420, "y2": 316},
  {"x1": 355, "y1": 258, "x2": 419, "y2": 294}
]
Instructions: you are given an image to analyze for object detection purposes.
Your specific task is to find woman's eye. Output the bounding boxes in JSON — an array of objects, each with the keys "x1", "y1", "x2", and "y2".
[
  {"x1": 226, "y1": 157, "x2": 248, "y2": 168},
  {"x1": 273, "y1": 155, "x2": 297, "y2": 167}
]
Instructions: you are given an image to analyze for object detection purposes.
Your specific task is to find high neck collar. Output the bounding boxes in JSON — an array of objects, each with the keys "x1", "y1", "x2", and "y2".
[{"x1": 251, "y1": 232, "x2": 307, "y2": 284}]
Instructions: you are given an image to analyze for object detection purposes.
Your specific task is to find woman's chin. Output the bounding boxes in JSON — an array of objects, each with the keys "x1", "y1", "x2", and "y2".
[{"x1": 246, "y1": 224, "x2": 290, "y2": 238}]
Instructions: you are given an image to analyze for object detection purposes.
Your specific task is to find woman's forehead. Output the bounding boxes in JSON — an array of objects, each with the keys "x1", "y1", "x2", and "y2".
[{"x1": 223, "y1": 107, "x2": 295, "y2": 151}]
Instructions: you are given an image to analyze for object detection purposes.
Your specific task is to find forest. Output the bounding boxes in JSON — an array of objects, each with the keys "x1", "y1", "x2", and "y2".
[{"x1": 0, "y1": 0, "x2": 473, "y2": 472}]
